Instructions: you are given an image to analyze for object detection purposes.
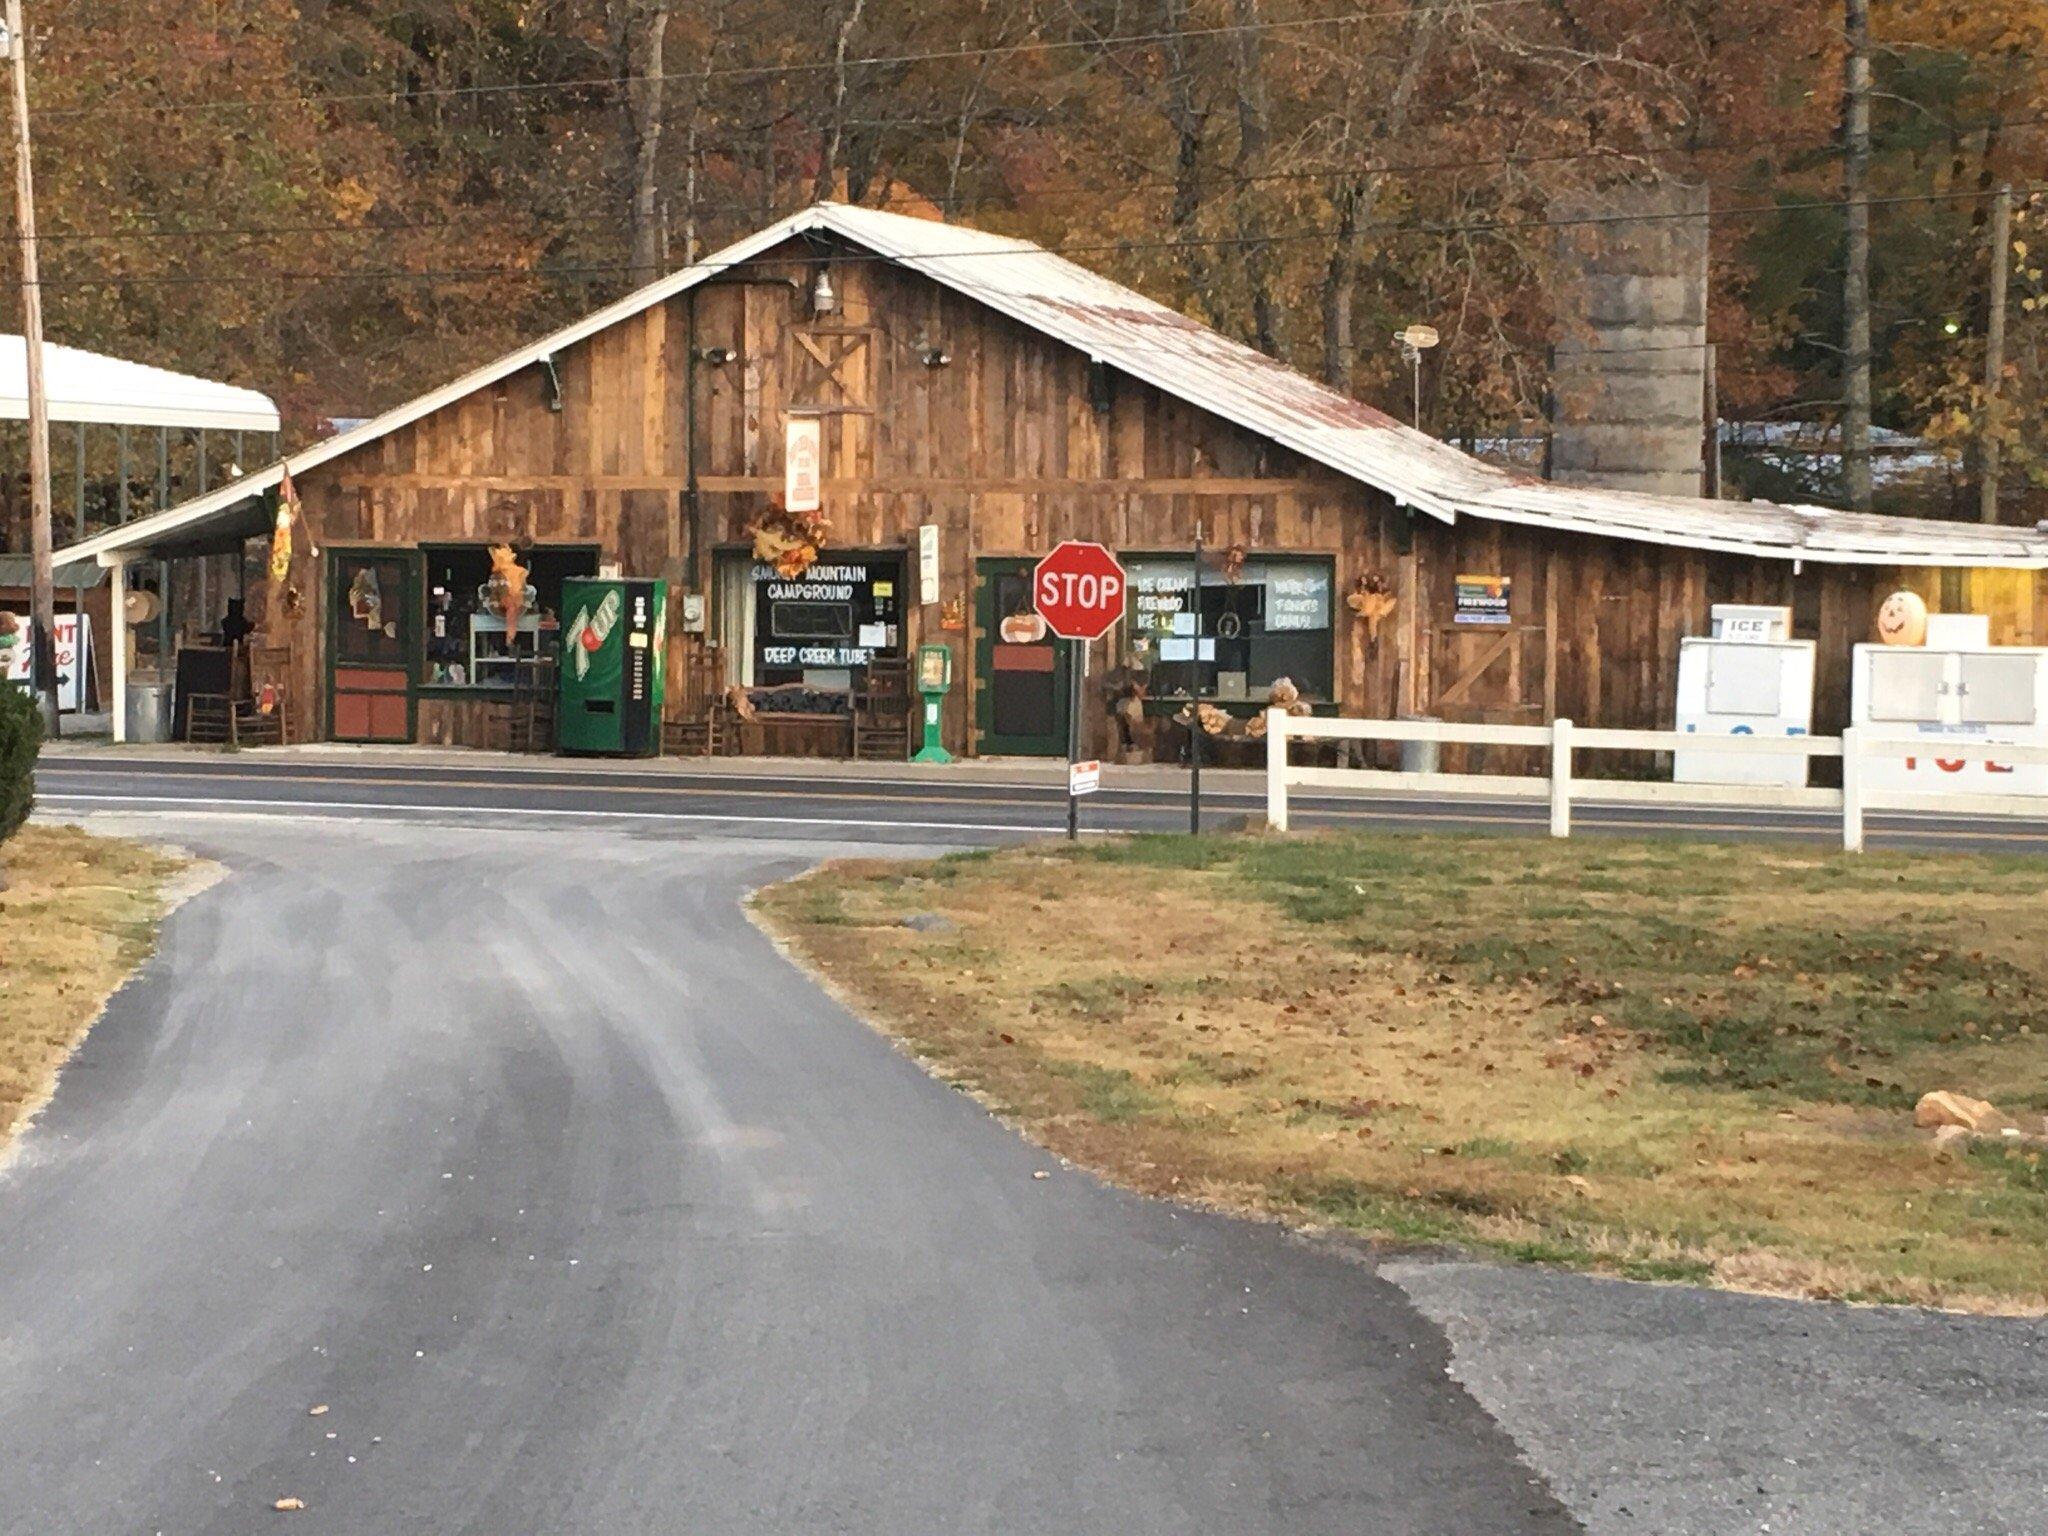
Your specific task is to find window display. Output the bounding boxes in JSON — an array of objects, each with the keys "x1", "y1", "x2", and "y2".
[
  {"x1": 1125, "y1": 556, "x2": 1334, "y2": 700},
  {"x1": 724, "y1": 552, "x2": 909, "y2": 692},
  {"x1": 421, "y1": 544, "x2": 596, "y2": 688}
]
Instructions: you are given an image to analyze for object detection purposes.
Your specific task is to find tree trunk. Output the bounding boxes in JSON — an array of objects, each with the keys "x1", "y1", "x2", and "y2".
[
  {"x1": 1229, "y1": 0, "x2": 1282, "y2": 359},
  {"x1": 611, "y1": 0, "x2": 670, "y2": 283},
  {"x1": 1841, "y1": 0, "x2": 1873, "y2": 511},
  {"x1": 1319, "y1": 0, "x2": 1446, "y2": 390},
  {"x1": 1160, "y1": 0, "x2": 1214, "y2": 310},
  {"x1": 815, "y1": 0, "x2": 868, "y2": 203}
]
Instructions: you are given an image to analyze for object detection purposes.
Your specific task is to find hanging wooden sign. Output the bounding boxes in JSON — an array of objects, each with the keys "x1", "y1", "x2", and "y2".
[{"x1": 785, "y1": 416, "x2": 823, "y2": 512}]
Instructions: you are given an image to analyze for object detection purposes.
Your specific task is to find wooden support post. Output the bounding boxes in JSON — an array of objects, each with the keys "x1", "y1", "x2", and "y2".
[
  {"x1": 6, "y1": 0, "x2": 56, "y2": 731},
  {"x1": 1981, "y1": 183, "x2": 2013, "y2": 524},
  {"x1": 108, "y1": 556, "x2": 126, "y2": 743}
]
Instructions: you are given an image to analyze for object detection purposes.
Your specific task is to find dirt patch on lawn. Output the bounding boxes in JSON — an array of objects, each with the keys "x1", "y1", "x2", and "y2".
[
  {"x1": 756, "y1": 832, "x2": 2048, "y2": 1313},
  {"x1": 0, "y1": 824, "x2": 190, "y2": 1160}
]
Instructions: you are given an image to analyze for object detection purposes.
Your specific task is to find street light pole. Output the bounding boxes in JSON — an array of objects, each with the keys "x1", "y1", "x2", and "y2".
[{"x1": 3, "y1": 0, "x2": 56, "y2": 733}]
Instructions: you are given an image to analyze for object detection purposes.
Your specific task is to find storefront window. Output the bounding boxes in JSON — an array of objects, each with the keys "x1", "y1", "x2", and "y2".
[
  {"x1": 1125, "y1": 556, "x2": 1334, "y2": 700},
  {"x1": 715, "y1": 551, "x2": 906, "y2": 692},
  {"x1": 421, "y1": 544, "x2": 597, "y2": 688}
]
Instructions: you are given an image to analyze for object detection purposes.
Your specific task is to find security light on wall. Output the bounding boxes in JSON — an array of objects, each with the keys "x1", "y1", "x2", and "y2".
[
  {"x1": 920, "y1": 347, "x2": 951, "y2": 369},
  {"x1": 694, "y1": 346, "x2": 737, "y2": 366}
]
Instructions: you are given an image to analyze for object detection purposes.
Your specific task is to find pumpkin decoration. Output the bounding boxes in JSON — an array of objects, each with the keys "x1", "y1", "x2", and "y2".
[
  {"x1": 1876, "y1": 589, "x2": 1928, "y2": 646},
  {"x1": 1346, "y1": 571, "x2": 1398, "y2": 643},
  {"x1": 747, "y1": 501, "x2": 830, "y2": 579},
  {"x1": 999, "y1": 611, "x2": 1048, "y2": 644}
]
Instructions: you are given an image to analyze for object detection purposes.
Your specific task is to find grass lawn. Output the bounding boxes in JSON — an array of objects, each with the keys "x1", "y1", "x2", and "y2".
[
  {"x1": 0, "y1": 825, "x2": 185, "y2": 1155},
  {"x1": 756, "y1": 831, "x2": 2048, "y2": 1313}
]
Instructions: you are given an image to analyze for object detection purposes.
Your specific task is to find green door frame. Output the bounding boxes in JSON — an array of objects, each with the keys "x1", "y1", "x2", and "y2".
[
  {"x1": 974, "y1": 556, "x2": 1070, "y2": 756},
  {"x1": 325, "y1": 546, "x2": 420, "y2": 743}
]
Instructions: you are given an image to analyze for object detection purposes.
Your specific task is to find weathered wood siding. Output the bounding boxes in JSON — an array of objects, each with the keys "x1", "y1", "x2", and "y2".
[{"x1": 261, "y1": 233, "x2": 2048, "y2": 755}]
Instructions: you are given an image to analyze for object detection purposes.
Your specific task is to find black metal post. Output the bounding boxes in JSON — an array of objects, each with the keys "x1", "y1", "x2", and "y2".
[
  {"x1": 1066, "y1": 636, "x2": 1084, "y2": 841},
  {"x1": 1188, "y1": 525, "x2": 1203, "y2": 834}
]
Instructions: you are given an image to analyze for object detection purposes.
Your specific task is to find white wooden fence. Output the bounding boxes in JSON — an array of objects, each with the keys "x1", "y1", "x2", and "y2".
[{"x1": 1260, "y1": 710, "x2": 2048, "y2": 850}]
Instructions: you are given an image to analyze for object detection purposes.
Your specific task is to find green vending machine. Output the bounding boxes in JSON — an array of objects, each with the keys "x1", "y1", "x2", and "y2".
[{"x1": 558, "y1": 576, "x2": 667, "y2": 756}]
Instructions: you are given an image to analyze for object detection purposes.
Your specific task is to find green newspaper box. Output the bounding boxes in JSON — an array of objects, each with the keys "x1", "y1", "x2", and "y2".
[{"x1": 558, "y1": 577, "x2": 667, "y2": 756}]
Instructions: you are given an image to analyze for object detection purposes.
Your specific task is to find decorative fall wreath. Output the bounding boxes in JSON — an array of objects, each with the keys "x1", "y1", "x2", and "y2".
[{"x1": 747, "y1": 501, "x2": 831, "y2": 579}]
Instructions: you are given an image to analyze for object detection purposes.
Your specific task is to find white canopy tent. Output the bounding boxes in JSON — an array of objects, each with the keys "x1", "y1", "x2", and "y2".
[
  {"x1": 1, "y1": 337, "x2": 281, "y2": 727},
  {"x1": 0, "y1": 335, "x2": 279, "y2": 433}
]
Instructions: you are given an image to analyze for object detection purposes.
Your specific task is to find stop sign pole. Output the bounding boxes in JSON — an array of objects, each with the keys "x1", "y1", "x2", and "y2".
[{"x1": 1033, "y1": 541, "x2": 1127, "y2": 841}]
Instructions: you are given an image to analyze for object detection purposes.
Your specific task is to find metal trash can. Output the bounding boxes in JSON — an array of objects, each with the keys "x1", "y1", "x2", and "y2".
[
  {"x1": 125, "y1": 682, "x2": 172, "y2": 743},
  {"x1": 1397, "y1": 715, "x2": 1440, "y2": 775}
]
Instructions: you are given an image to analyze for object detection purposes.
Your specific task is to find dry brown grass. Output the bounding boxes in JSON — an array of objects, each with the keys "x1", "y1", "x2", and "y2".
[
  {"x1": 756, "y1": 833, "x2": 2048, "y2": 1313},
  {"x1": 0, "y1": 824, "x2": 184, "y2": 1154}
]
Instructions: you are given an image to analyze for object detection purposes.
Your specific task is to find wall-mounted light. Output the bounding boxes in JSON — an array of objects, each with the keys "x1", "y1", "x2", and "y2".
[
  {"x1": 920, "y1": 347, "x2": 952, "y2": 369},
  {"x1": 694, "y1": 346, "x2": 736, "y2": 366}
]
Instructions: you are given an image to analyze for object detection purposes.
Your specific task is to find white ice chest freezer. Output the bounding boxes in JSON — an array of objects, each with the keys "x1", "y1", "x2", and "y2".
[
  {"x1": 1851, "y1": 638, "x2": 2048, "y2": 796},
  {"x1": 1674, "y1": 634, "x2": 1818, "y2": 787}
]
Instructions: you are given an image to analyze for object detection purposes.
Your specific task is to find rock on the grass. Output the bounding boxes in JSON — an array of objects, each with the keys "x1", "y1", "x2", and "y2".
[
  {"x1": 1914, "y1": 1091, "x2": 2014, "y2": 1135},
  {"x1": 1928, "y1": 1124, "x2": 1973, "y2": 1159}
]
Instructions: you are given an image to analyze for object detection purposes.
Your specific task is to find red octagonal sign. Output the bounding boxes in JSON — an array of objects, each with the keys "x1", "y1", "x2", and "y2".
[{"x1": 1033, "y1": 540, "x2": 1127, "y2": 641}]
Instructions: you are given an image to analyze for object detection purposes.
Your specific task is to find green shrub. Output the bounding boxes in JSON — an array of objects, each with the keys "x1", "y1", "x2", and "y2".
[{"x1": 0, "y1": 679, "x2": 41, "y2": 843}]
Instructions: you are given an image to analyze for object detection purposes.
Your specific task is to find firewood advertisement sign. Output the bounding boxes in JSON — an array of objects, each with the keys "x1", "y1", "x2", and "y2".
[{"x1": 1454, "y1": 573, "x2": 1512, "y2": 626}]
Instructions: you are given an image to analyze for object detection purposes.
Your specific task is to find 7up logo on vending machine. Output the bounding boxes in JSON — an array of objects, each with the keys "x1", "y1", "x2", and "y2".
[{"x1": 563, "y1": 588, "x2": 623, "y2": 680}]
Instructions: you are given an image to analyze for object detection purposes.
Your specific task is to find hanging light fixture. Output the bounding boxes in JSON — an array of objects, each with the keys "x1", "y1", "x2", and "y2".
[{"x1": 811, "y1": 267, "x2": 838, "y2": 316}]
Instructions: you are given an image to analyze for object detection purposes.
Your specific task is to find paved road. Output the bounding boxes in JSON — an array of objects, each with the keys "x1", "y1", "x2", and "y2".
[
  {"x1": 0, "y1": 820, "x2": 1575, "y2": 1535},
  {"x1": 33, "y1": 748, "x2": 2048, "y2": 850}
]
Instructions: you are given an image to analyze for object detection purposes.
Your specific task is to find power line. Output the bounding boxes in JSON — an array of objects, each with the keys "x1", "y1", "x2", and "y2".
[
  {"x1": 33, "y1": 183, "x2": 2038, "y2": 293},
  {"x1": 26, "y1": 108, "x2": 2047, "y2": 251},
  {"x1": 35, "y1": 0, "x2": 1551, "y2": 122}
]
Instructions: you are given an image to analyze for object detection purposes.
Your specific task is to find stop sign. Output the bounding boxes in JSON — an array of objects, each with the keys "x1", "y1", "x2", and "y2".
[{"x1": 1033, "y1": 541, "x2": 1127, "y2": 641}]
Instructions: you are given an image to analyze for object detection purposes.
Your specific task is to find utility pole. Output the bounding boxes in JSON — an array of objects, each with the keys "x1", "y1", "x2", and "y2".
[
  {"x1": 1840, "y1": 0, "x2": 1873, "y2": 512},
  {"x1": 3, "y1": 0, "x2": 54, "y2": 732},
  {"x1": 1980, "y1": 183, "x2": 2013, "y2": 525}
]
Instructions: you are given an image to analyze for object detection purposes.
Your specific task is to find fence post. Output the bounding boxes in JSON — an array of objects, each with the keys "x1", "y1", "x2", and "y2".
[
  {"x1": 1265, "y1": 708, "x2": 1289, "y2": 832},
  {"x1": 1841, "y1": 725, "x2": 1864, "y2": 853},
  {"x1": 1549, "y1": 717, "x2": 1574, "y2": 838}
]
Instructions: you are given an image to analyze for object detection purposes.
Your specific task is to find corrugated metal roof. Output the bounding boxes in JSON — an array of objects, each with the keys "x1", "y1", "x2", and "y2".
[
  {"x1": 1, "y1": 335, "x2": 280, "y2": 433},
  {"x1": 55, "y1": 202, "x2": 2048, "y2": 569}
]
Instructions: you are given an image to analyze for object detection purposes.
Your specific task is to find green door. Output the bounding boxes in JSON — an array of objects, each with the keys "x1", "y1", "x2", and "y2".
[
  {"x1": 974, "y1": 558, "x2": 1069, "y2": 756},
  {"x1": 326, "y1": 549, "x2": 417, "y2": 743}
]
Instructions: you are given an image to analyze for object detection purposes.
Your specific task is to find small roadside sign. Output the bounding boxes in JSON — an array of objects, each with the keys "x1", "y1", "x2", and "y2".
[{"x1": 1068, "y1": 759, "x2": 1101, "y2": 797}]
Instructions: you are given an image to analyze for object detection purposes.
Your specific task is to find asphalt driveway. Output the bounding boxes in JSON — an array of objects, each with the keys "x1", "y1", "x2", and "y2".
[
  {"x1": 0, "y1": 818, "x2": 1571, "y2": 1535},
  {"x1": 3, "y1": 811, "x2": 2043, "y2": 1534}
]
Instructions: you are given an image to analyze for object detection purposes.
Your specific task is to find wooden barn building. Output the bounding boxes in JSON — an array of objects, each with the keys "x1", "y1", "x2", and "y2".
[{"x1": 59, "y1": 202, "x2": 2048, "y2": 760}]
